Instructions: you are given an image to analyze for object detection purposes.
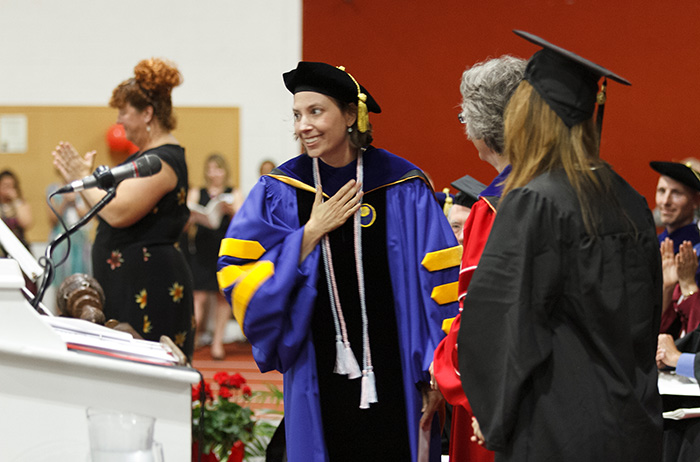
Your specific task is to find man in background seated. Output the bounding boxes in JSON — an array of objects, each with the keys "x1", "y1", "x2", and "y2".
[
  {"x1": 653, "y1": 162, "x2": 700, "y2": 338},
  {"x1": 651, "y1": 161, "x2": 700, "y2": 251}
]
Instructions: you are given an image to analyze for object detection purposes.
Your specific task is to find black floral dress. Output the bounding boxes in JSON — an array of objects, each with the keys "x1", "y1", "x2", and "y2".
[{"x1": 92, "y1": 145, "x2": 195, "y2": 359}]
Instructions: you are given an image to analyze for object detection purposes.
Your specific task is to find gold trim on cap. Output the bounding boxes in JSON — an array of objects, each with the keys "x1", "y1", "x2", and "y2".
[
  {"x1": 337, "y1": 65, "x2": 369, "y2": 133},
  {"x1": 685, "y1": 162, "x2": 700, "y2": 184}
]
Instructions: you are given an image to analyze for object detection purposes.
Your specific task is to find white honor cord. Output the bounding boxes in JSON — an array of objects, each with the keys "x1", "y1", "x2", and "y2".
[{"x1": 312, "y1": 150, "x2": 376, "y2": 408}]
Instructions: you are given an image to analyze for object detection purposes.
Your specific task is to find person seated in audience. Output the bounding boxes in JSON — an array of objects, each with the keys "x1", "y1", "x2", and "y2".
[
  {"x1": 661, "y1": 238, "x2": 700, "y2": 338},
  {"x1": 657, "y1": 327, "x2": 700, "y2": 461},
  {"x1": 652, "y1": 161, "x2": 700, "y2": 252}
]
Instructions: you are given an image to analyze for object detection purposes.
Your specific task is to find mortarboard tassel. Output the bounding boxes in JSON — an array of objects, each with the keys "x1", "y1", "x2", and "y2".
[
  {"x1": 338, "y1": 66, "x2": 370, "y2": 133},
  {"x1": 357, "y1": 93, "x2": 369, "y2": 133},
  {"x1": 442, "y1": 188, "x2": 453, "y2": 217},
  {"x1": 595, "y1": 78, "x2": 607, "y2": 146}
]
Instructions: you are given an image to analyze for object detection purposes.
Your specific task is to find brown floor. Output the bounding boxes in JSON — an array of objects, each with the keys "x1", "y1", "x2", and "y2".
[{"x1": 191, "y1": 341, "x2": 284, "y2": 417}]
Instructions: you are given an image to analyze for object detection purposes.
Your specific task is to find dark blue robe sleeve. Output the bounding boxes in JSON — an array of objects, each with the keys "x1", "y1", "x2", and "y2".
[
  {"x1": 386, "y1": 179, "x2": 461, "y2": 384},
  {"x1": 217, "y1": 177, "x2": 320, "y2": 373}
]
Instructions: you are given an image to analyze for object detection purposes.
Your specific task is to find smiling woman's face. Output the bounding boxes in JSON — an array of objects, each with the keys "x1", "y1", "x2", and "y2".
[{"x1": 293, "y1": 91, "x2": 356, "y2": 167}]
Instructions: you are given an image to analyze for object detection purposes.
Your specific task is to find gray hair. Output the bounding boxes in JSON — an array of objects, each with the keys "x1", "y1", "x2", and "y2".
[{"x1": 460, "y1": 55, "x2": 526, "y2": 154}]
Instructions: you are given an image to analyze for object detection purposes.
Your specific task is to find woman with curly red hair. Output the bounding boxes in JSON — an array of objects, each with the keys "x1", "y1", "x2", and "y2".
[{"x1": 52, "y1": 58, "x2": 194, "y2": 359}]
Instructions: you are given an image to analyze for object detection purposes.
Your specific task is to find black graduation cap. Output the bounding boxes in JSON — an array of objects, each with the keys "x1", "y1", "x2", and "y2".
[
  {"x1": 451, "y1": 174, "x2": 487, "y2": 208},
  {"x1": 514, "y1": 30, "x2": 630, "y2": 129},
  {"x1": 650, "y1": 161, "x2": 700, "y2": 192},
  {"x1": 283, "y1": 62, "x2": 380, "y2": 133}
]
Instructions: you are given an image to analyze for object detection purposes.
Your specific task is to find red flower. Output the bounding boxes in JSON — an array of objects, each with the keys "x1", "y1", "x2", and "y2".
[
  {"x1": 106, "y1": 250, "x2": 124, "y2": 270},
  {"x1": 192, "y1": 381, "x2": 213, "y2": 402},
  {"x1": 242, "y1": 385, "x2": 252, "y2": 397},
  {"x1": 219, "y1": 386, "x2": 233, "y2": 399},
  {"x1": 226, "y1": 373, "x2": 246, "y2": 389},
  {"x1": 213, "y1": 371, "x2": 230, "y2": 386}
]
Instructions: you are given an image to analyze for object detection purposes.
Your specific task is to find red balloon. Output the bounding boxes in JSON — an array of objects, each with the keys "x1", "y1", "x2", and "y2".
[{"x1": 105, "y1": 124, "x2": 138, "y2": 154}]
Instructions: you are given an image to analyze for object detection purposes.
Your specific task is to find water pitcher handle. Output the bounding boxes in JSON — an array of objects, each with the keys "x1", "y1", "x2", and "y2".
[{"x1": 153, "y1": 441, "x2": 164, "y2": 462}]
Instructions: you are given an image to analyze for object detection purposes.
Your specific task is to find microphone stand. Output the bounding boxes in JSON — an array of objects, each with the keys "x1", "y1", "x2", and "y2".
[{"x1": 32, "y1": 187, "x2": 118, "y2": 310}]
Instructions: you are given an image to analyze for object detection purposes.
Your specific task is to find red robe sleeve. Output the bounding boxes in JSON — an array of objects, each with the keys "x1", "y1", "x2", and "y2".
[
  {"x1": 661, "y1": 284, "x2": 700, "y2": 337},
  {"x1": 458, "y1": 199, "x2": 498, "y2": 302},
  {"x1": 434, "y1": 196, "x2": 498, "y2": 461}
]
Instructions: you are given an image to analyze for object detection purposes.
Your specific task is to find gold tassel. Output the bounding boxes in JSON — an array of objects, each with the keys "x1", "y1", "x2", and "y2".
[
  {"x1": 596, "y1": 80, "x2": 607, "y2": 105},
  {"x1": 357, "y1": 93, "x2": 369, "y2": 133},
  {"x1": 442, "y1": 187, "x2": 453, "y2": 217},
  {"x1": 337, "y1": 65, "x2": 370, "y2": 133}
]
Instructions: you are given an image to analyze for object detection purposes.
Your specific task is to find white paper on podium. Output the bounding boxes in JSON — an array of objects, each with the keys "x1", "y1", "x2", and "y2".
[
  {"x1": 664, "y1": 407, "x2": 700, "y2": 420},
  {"x1": 658, "y1": 370, "x2": 700, "y2": 396},
  {"x1": 46, "y1": 316, "x2": 178, "y2": 365},
  {"x1": 45, "y1": 316, "x2": 132, "y2": 341}
]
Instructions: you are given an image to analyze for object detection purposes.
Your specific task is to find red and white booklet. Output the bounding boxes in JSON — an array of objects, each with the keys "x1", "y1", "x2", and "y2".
[{"x1": 45, "y1": 316, "x2": 179, "y2": 366}]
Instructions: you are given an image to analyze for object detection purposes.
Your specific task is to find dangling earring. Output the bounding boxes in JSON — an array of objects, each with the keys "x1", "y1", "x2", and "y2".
[
  {"x1": 347, "y1": 126, "x2": 353, "y2": 133},
  {"x1": 146, "y1": 125, "x2": 151, "y2": 133}
]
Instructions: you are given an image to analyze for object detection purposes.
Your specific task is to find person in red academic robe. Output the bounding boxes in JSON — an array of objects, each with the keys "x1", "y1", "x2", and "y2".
[{"x1": 431, "y1": 55, "x2": 525, "y2": 462}]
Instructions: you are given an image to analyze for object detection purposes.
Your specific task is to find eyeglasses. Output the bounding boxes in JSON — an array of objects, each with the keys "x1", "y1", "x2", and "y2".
[{"x1": 458, "y1": 113, "x2": 466, "y2": 124}]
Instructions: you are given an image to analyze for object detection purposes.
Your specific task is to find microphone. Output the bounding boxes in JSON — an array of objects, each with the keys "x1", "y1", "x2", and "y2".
[{"x1": 56, "y1": 155, "x2": 162, "y2": 193}]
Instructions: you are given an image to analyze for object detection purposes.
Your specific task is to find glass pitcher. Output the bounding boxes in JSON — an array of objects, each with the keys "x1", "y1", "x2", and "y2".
[{"x1": 86, "y1": 408, "x2": 164, "y2": 462}]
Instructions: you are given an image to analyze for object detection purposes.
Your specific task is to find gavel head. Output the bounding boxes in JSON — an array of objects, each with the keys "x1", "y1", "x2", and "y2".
[{"x1": 56, "y1": 273, "x2": 106, "y2": 324}]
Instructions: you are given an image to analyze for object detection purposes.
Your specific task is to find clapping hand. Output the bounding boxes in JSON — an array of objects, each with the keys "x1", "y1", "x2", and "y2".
[
  {"x1": 676, "y1": 240, "x2": 699, "y2": 297},
  {"x1": 52, "y1": 141, "x2": 97, "y2": 184},
  {"x1": 661, "y1": 238, "x2": 678, "y2": 290}
]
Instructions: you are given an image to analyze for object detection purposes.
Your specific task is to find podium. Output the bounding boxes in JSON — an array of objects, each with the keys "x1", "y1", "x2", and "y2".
[{"x1": 0, "y1": 259, "x2": 200, "y2": 461}]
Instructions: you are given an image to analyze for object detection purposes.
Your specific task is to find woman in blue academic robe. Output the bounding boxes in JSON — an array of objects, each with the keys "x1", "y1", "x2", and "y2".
[{"x1": 218, "y1": 62, "x2": 460, "y2": 462}]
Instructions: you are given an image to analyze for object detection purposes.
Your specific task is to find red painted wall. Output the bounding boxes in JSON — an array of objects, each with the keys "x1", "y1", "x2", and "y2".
[{"x1": 301, "y1": 0, "x2": 700, "y2": 207}]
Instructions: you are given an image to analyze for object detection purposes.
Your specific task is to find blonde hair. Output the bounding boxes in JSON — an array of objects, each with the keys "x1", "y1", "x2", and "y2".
[
  {"x1": 204, "y1": 153, "x2": 231, "y2": 187},
  {"x1": 503, "y1": 80, "x2": 610, "y2": 236}
]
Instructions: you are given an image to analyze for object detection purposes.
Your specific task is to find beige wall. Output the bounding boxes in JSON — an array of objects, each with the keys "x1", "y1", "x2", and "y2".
[{"x1": 0, "y1": 106, "x2": 239, "y2": 243}]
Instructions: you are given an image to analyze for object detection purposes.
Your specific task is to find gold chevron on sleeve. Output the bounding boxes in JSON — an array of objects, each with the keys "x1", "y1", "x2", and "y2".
[
  {"x1": 431, "y1": 281, "x2": 459, "y2": 305},
  {"x1": 219, "y1": 238, "x2": 266, "y2": 260},
  {"x1": 232, "y1": 261, "x2": 275, "y2": 332},
  {"x1": 442, "y1": 316, "x2": 456, "y2": 335},
  {"x1": 217, "y1": 262, "x2": 259, "y2": 292},
  {"x1": 421, "y1": 245, "x2": 463, "y2": 272}
]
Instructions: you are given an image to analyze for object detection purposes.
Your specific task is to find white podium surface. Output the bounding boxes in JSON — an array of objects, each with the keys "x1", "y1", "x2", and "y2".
[{"x1": 0, "y1": 260, "x2": 200, "y2": 461}]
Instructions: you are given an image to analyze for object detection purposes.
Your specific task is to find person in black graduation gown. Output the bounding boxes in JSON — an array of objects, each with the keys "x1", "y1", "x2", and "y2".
[{"x1": 457, "y1": 31, "x2": 663, "y2": 461}]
